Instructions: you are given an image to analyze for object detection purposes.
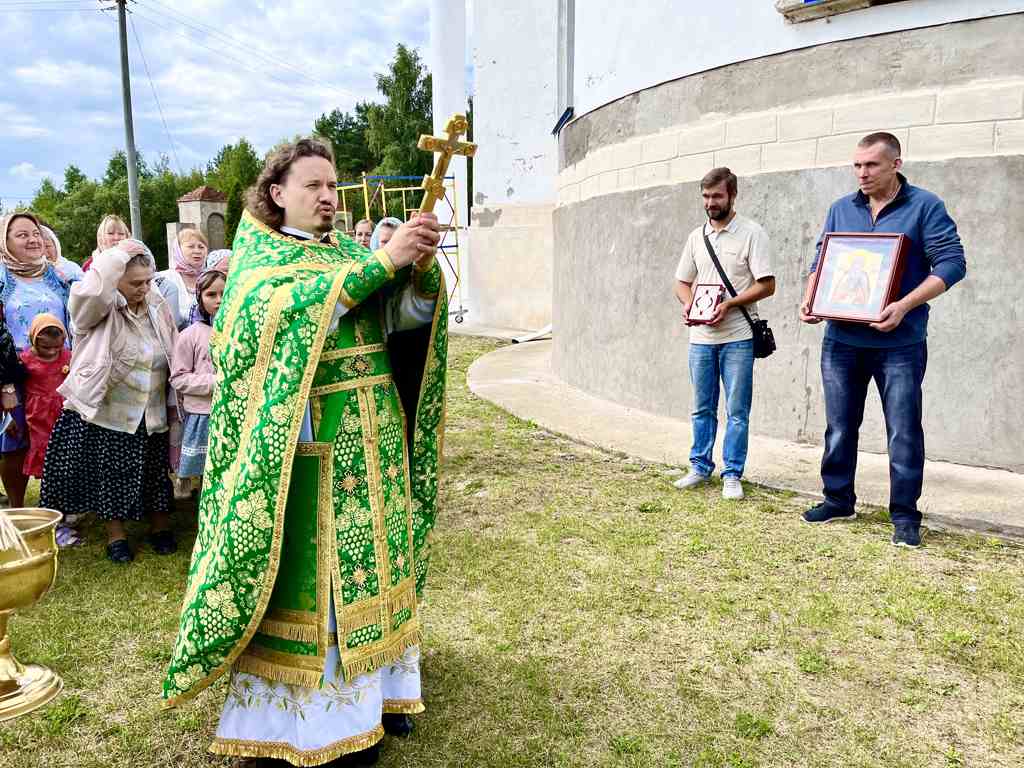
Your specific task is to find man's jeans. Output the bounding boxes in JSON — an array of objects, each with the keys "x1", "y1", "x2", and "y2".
[
  {"x1": 688, "y1": 339, "x2": 754, "y2": 479},
  {"x1": 820, "y1": 338, "x2": 928, "y2": 526}
]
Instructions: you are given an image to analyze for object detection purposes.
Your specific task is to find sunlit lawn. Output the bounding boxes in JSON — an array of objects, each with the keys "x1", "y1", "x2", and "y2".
[{"x1": 2, "y1": 336, "x2": 1022, "y2": 768}]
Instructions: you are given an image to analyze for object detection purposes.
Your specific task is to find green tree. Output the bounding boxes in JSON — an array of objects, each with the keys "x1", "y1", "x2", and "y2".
[
  {"x1": 63, "y1": 165, "x2": 88, "y2": 194},
  {"x1": 102, "y1": 150, "x2": 153, "y2": 186},
  {"x1": 205, "y1": 139, "x2": 262, "y2": 199},
  {"x1": 364, "y1": 44, "x2": 433, "y2": 177},
  {"x1": 31, "y1": 178, "x2": 65, "y2": 227},
  {"x1": 224, "y1": 180, "x2": 244, "y2": 247},
  {"x1": 315, "y1": 103, "x2": 379, "y2": 182}
]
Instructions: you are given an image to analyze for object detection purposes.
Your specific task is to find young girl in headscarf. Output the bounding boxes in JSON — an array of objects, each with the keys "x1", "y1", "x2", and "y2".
[
  {"x1": 169, "y1": 268, "x2": 225, "y2": 485},
  {"x1": 18, "y1": 314, "x2": 75, "y2": 544}
]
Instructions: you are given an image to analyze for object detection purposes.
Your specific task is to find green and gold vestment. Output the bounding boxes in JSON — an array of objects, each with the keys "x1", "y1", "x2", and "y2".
[{"x1": 162, "y1": 211, "x2": 447, "y2": 705}]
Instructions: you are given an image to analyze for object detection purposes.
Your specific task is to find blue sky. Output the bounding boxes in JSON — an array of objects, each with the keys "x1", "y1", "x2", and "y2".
[{"x1": 0, "y1": 0, "x2": 441, "y2": 207}]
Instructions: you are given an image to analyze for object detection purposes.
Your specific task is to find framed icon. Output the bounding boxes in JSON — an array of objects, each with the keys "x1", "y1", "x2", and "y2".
[
  {"x1": 809, "y1": 232, "x2": 908, "y2": 323},
  {"x1": 687, "y1": 284, "x2": 726, "y2": 325}
]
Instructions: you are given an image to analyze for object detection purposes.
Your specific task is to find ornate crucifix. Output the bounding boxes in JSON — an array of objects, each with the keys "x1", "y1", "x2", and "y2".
[{"x1": 417, "y1": 113, "x2": 477, "y2": 214}]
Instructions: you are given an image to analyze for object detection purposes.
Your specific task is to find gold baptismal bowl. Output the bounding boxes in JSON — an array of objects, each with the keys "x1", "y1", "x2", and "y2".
[{"x1": 0, "y1": 507, "x2": 63, "y2": 722}]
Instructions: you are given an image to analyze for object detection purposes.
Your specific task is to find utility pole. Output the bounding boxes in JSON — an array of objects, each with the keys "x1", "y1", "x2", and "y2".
[{"x1": 116, "y1": 0, "x2": 142, "y2": 236}]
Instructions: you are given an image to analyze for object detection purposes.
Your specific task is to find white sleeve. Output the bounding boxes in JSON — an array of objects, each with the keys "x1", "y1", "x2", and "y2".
[
  {"x1": 328, "y1": 300, "x2": 350, "y2": 333},
  {"x1": 385, "y1": 283, "x2": 436, "y2": 335}
]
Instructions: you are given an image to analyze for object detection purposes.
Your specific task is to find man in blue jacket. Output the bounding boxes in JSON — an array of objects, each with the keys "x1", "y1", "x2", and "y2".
[{"x1": 799, "y1": 132, "x2": 966, "y2": 548}]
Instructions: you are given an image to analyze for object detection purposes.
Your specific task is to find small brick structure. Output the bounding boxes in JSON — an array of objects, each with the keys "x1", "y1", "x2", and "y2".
[{"x1": 166, "y1": 185, "x2": 228, "y2": 262}]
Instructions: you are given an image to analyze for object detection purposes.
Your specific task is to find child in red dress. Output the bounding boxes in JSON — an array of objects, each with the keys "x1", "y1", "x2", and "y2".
[{"x1": 18, "y1": 313, "x2": 74, "y2": 544}]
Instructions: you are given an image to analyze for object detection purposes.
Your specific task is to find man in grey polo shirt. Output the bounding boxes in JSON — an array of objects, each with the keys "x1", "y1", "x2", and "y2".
[{"x1": 673, "y1": 167, "x2": 775, "y2": 499}]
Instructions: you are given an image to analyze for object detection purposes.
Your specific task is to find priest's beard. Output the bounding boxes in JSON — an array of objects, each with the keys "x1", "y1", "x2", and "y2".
[{"x1": 706, "y1": 196, "x2": 735, "y2": 221}]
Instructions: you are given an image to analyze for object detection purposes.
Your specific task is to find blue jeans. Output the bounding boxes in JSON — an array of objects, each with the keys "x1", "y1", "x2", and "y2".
[
  {"x1": 688, "y1": 340, "x2": 754, "y2": 479},
  {"x1": 820, "y1": 338, "x2": 928, "y2": 526}
]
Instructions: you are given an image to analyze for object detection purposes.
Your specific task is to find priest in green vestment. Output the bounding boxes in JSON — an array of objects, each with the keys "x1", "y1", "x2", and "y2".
[{"x1": 162, "y1": 136, "x2": 447, "y2": 766}]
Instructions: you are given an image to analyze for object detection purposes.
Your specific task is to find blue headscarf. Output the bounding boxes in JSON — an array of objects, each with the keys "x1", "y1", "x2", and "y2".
[{"x1": 369, "y1": 217, "x2": 402, "y2": 252}]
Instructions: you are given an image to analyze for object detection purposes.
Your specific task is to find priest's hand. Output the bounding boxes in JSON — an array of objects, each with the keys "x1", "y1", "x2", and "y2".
[{"x1": 383, "y1": 213, "x2": 441, "y2": 269}]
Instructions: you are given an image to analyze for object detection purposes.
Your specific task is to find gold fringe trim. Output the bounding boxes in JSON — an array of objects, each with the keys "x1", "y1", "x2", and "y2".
[
  {"x1": 340, "y1": 602, "x2": 384, "y2": 636},
  {"x1": 257, "y1": 619, "x2": 319, "y2": 643},
  {"x1": 234, "y1": 654, "x2": 323, "y2": 689},
  {"x1": 242, "y1": 643, "x2": 323, "y2": 672},
  {"x1": 210, "y1": 724, "x2": 384, "y2": 766},
  {"x1": 388, "y1": 584, "x2": 418, "y2": 616},
  {"x1": 265, "y1": 607, "x2": 318, "y2": 625},
  {"x1": 340, "y1": 625, "x2": 420, "y2": 681},
  {"x1": 383, "y1": 698, "x2": 426, "y2": 715},
  {"x1": 320, "y1": 343, "x2": 386, "y2": 361},
  {"x1": 309, "y1": 373, "x2": 392, "y2": 397}
]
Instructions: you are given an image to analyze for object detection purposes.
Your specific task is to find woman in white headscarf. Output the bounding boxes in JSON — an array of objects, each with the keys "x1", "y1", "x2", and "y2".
[
  {"x1": 156, "y1": 228, "x2": 209, "y2": 330},
  {"x1": 369, "y1": 216, "x2": 403, "y2": 251},
  {"x1": 41, "y1": 225, "x2": 84, "y2": 284}
]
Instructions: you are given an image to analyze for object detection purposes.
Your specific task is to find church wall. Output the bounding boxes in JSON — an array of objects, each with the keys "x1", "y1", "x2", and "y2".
[
  {"x1": 551, "y1": 16, "x2": 1024, "y2": 472},
  {"x1": 572, "y1": 0, "x2": 1024, "y2": 120},
  {"x1": 468, "y1": 0, "x2": 559, "y2": 331}
]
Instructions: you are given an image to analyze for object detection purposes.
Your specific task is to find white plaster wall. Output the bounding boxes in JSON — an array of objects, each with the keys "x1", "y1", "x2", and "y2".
[
  {"x1": 574, "y1": 0, "x2": 1024, "y2": 118},
  {"x1": 471, "y1": 0, "x2": 559, "y2": 206}
]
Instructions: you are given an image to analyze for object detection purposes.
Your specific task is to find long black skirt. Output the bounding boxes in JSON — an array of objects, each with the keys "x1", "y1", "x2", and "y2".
[{"x1": 40, "y1": 410, "x2": 172, "y2": 522}]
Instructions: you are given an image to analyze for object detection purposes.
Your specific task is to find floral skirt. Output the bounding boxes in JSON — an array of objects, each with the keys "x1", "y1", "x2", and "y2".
[{"x1": 40, "y1": 410, "x2": 171, "y2": 522}]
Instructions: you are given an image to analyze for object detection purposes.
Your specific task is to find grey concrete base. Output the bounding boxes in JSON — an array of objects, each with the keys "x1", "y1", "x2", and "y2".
[
  {"x1": 450, "y1": 322, "x2": 530, "y2": 341},
  {"x1": 468, "y1": 340, "x2": 1024, "y2": 539}
]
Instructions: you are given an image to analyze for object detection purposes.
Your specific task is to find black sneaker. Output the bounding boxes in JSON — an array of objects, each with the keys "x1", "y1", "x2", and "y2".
[
  {"x1": 382, "y1": 713, "x2": 414, "y2": 737},
  {"x1": 106, "y1": 539, "x2": 134, "y2": 564},
  {"x1": 892, "y1": 524, "x2": 922, "y2": 548},
  {"x1": 801, "y1": 502, "x2": 856, "y2": 524}
]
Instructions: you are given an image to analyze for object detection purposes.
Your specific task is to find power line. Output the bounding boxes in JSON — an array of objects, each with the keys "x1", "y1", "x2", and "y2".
[
  {"x1": 128, "y1": 12, "x2": 182, "y2": 175},
  {"x1": 134, "y1": 0, "x2": 357, "y2": 100},
  {"x1": 129, "y1": 7, "x2": 339, "y2": 98}
]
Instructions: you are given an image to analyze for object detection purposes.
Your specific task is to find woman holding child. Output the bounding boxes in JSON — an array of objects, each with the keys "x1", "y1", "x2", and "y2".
[{"x1": 0, "y1": 212, "x2": 70, "y2": 510}]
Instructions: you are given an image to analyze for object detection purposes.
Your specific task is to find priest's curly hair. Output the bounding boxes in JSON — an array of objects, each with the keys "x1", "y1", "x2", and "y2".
[{"x1": 246, "y1": 136, "x2": 336, "y2": 229}]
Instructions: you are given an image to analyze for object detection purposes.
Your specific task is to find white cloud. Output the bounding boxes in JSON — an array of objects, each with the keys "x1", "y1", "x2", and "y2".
[
  {"x1": 14, "y1": 59, "x2": 118, "y2": 93},
  {"x1": 0, "y1": 102, "x2": 54, "y2": 139},
  {"x1": 9, "y1": 162, "x2": 55, "y2": 184},
  {"x1": 0, "y1": 0, "x2": 433, "y2": 181}
]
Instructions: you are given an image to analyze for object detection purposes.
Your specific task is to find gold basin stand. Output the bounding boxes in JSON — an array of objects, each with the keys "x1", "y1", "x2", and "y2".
[{"x1": 0, "y1": 508, "x2": 64, "y2": 722}]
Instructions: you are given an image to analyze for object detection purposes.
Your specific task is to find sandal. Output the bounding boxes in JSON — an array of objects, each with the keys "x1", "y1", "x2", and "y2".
[
  {"x1": 106, "y1": 539, "x2": 134, "y2": 564},
  {"x1": 55, "y1": 525, "x2": 83, "y2": 548},
  {"x1": 148, "y1": 529, "x2": 177, "y2": 555}
]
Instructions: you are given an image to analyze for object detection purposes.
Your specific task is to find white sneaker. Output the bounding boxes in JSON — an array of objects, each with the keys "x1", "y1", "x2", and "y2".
[
  {"x1": 673, "y1": 470, "x2": 709, "y2": 490},
  {"x1": 722, "y1": 477, "x2": 744, "y2": 500}
]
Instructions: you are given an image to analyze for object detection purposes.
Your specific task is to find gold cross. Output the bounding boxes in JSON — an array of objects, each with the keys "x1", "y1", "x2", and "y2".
[{"x1": 417, "y1": 113, "x2": 477, "y2": 214}]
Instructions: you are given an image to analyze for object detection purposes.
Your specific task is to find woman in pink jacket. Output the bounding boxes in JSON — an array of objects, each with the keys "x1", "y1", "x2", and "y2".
[
  {"x1": 169, "y1": 268, "x2": 224, "y2": 484},
  {"x1": 40, "y1": 239, "x2": 178, "y2": 564}
]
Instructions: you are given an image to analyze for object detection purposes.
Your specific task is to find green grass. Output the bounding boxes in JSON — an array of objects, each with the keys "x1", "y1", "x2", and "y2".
[{"x1": 2, "y1": 335, "x2": 1023, "y2": 767}]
